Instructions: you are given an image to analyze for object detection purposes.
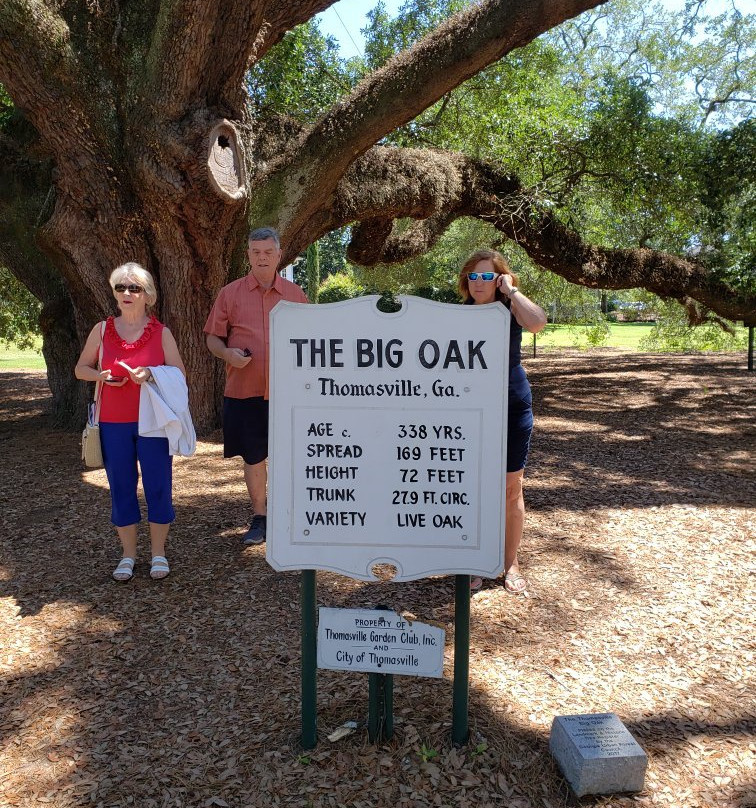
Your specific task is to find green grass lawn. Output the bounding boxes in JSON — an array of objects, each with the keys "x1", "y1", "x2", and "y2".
[
  {"x1": 534, "y1": 322, "x2": 655, "y2": 350},
  {"x1": 0, "y1": 341, "x2": 46, "y2": 370},
  {"x1": 0, "y1": 320, "x2": 741, "y2": 370}
]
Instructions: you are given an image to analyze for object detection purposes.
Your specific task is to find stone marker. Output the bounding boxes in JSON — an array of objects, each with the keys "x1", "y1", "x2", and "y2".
[{"x1": 549, "y1": 713, "x2": 647, "y2": 797}]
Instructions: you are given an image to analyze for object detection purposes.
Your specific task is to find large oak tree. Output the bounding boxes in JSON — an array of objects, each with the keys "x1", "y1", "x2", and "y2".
[{"x1": 1, "y1": 0, "x2": 753, "y2": 429}]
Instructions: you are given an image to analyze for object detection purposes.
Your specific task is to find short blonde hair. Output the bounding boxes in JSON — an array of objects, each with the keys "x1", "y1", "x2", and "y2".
[
  {"x1": 110, "y1": 262, "x2": 158, "y2": 307},
  {"x1": 458, "y1": 249, "x2": 519, "y2": 303}
]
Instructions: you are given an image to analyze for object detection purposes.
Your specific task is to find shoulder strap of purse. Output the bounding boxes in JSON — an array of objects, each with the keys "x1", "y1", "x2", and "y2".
[{"x1": 93, "y1": 320, "x2": 106, "y2": 425}]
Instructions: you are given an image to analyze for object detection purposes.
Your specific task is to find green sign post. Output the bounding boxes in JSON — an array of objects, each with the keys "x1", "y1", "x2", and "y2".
[
  {"x1": 268, "y1": 296, "x2": 510, "y2": 748},
  {"x1": 301, "y1": 570, "x2": 318, "y2": 750}
]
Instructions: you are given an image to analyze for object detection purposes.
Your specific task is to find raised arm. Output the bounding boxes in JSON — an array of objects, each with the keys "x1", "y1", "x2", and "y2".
[{"x1": 498, "y1": 275, "x2": 547, "y2": 334}]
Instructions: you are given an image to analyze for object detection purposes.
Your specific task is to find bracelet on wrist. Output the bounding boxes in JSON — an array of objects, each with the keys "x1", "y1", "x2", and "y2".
[{"x1": 509, "y1": 288, "x2": 519, "y2": 297}]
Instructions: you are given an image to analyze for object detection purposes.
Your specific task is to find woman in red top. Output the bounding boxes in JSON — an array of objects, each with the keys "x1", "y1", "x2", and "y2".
[{"x1": 75, "y1": 263, "x2": 186, "y2": 582}]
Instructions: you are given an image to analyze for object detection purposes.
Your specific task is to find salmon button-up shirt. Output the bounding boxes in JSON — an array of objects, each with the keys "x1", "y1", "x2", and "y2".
[{"x1": 204, "y1": 272, "x2": 308, "y2": 400}]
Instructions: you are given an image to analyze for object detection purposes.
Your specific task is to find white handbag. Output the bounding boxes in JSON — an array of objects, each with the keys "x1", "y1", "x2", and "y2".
[{"x1": 81, "y1": 322, "x2": 106, "y2": 468}]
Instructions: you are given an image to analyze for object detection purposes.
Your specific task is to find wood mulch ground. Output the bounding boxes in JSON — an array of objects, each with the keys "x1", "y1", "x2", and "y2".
[{"x1": 0, "y1": 352, "x2": 753, "y2": 808}]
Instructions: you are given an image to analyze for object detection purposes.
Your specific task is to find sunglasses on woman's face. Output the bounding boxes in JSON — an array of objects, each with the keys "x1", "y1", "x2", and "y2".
[
  {"x1": 467, "y1": 272, "x2": 496, "y2": 282},
  {"x1": 114, "y1": 284, "x2": 144, "y2": 293}
]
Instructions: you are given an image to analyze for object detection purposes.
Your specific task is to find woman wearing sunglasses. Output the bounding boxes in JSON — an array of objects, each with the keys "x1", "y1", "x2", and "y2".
[
  {"x1": 458, "y1": 249, "x2": 547, "y2": 594},
  {"x1": 75, "y1": 263, "x2": 186, "y2": 581}
]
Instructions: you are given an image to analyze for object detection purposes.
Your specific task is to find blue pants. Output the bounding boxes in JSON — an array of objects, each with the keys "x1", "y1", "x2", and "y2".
[{"x1": 100, "y1": 422, "x2": 175, "y2": 527}]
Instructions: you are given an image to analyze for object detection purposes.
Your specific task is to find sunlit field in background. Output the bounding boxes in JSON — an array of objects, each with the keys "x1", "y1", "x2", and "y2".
[
  {"x1": 0, "y1": 339, "x2": 45, "y2": 370},
  {"x1": 3, "y1": 322, "x2": 744, "y2": 370},
  {"x1": 532, "y1": 323, "x2": 655, "y2": 351}
]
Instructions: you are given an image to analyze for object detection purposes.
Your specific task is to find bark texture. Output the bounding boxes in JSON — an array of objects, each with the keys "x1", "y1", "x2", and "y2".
[
  {"x1": 0, "y1": 120, "x2": 86, "y2": 425},
  {"x1": 340, "y1": 150, "x2": 755, "y2": 324},
  {"x1": 1, "y1": 0, "x2": 753, "y2": 431}
]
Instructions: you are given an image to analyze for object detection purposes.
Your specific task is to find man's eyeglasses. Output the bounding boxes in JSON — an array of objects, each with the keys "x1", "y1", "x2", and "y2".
[
  {"x1": 114, "y1": 284, "x2": 145, "y2": 293},
  {"x1": 467, "y1": 272, "x2": 496, "y2": 282}
]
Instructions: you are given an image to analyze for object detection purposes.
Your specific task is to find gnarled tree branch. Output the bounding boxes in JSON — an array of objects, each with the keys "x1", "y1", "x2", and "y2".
[
  {"x1": 140, "y1": 0, "x2": 268, "y2": 119},
  {"x1": 0, "y1": 1, "x2": 94, "y2": 156},
  {"x1": 334, "y1": 147, "x2": 755, "y2": 324},
  {"x1": 247, "y1": 0, "x2": 608, "y2": 240},
  {"x1": 258, "y1": 1, "x2": 340, "y2": 59},
  {"x1": 139, "y1": 0, "x2": 339, "y2": 119}
]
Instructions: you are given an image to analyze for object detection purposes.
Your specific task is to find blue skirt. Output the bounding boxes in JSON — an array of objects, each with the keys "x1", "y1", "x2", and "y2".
[{"x1": 507, "y1": 365, "x2": 533, "y2": 473}]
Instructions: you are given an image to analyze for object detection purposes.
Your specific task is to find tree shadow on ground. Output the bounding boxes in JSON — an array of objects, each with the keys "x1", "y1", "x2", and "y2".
[
  {"x1": 0, "y1": 355, "x2": 753, "y2": 807},
  {"x1": 2, "y1": 541, "x2": 753, "y2": 806},
  {"x1": 525, "y1": 353, "x2": 754, "y2": 512}
]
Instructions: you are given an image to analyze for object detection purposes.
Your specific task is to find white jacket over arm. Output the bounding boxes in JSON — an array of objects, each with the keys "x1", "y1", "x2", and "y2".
[{"x1": 138, "y1": 365, "x2": 196, "y2": 456}]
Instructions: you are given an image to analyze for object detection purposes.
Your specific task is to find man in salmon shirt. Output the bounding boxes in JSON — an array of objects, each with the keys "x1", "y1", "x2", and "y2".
[{"x1": 204, "y1": 227, "x2": 309, "y2": 545}]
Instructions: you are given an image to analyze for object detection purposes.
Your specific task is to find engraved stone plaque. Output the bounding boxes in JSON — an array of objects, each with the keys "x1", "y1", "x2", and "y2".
[{"x1": 550, "y1": 713, "x2": 648, "y2": 797}]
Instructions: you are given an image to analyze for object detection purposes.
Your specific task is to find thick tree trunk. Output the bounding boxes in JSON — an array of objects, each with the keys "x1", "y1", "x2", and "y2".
[
  {"x1": 39, "y1": 294, "x2": 88, "y2": 428},
  {"x1": 30, "y1": 103, "x2": 251, "y2": 430},
  {"x1": 48, "y1": 199, "x2": 245, "y2": 432},
  {"x1": 1, "y1": 112, "x2": 246, "y2": 431},
  {"x1": 2, "y1": 0, "x2": 754, "y2": 437}
]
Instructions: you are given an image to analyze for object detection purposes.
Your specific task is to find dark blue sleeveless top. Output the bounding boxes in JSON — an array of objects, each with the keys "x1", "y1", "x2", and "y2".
[{"x1": 466, "y1": 298, "x2": 532, "y2": 410}]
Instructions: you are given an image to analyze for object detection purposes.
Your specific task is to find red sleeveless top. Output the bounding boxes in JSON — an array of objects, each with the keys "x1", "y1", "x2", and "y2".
[{"x1": 100, "y1": 316, "x2": 165, "y2": 422}]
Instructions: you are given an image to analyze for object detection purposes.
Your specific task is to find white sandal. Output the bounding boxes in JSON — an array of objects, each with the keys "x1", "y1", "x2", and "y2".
[
  {"x1": 150, "y1": 556, "x2": 170, "y2": 579},
  {"x1": 113, "y1": 557, "x2": 135, "y2": 581}
]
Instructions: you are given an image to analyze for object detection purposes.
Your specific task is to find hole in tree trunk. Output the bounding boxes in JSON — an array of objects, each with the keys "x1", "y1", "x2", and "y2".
[{"x1": 207, "y1": 120, "x2": 247, "y2": 202}]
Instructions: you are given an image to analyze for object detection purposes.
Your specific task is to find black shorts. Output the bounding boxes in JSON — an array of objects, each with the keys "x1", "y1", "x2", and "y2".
[{"x1": 223, "y1": 396, "x2": 269, "y2": 465}]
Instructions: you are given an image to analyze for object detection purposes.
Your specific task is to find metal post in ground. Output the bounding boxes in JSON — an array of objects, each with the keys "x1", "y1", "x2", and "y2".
[
  {"x1": 383, "y1": 672, "x2": 394, "y2": 740},
  {"x1": 368, "y1": 604, "x2": 395, "y2": 743},
  {"x1": 452, "y1": 574, "x2": 471, "y2": 745},
  {"x1": 368, "y1": 672, "x2": 395, "y2": 742},
  {"x1": 301, "y1": 569, "x2": 318, "y2": 749},
  {"x1": 368, "y1": 672, "x2": 380, "y2": 742}
]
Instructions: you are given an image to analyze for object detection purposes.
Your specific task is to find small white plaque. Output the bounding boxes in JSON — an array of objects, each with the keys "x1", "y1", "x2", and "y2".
[
  {"x1": 317, "y1": 607, "x2": 445, "y2": 677},
  {"x1": 267, "y1": 296, "x2": 509, "y2": 581}
]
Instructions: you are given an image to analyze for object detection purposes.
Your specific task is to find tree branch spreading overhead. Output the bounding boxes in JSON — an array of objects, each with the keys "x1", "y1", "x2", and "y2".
[
  {"x1": 337, "y1": 148, "x2": 754, "y2": 324},
  {"x1": 0, "y1": 0, "x2": 753, "y2": 428}
]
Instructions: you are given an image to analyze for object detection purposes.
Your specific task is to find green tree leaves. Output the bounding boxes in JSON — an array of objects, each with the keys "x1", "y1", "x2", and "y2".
[
  {"x1": 354, "y1": 0, "x2": 754, "y2": 324},
  {"x1": 0, "y1": 267, "x2": 41, "y2": 349},
  {"x1": 247, "y1": 22, "x2": 350, "y2": 120},
  {"x1": 695, "y1": 120, "x2": 756, "y2": 296}
]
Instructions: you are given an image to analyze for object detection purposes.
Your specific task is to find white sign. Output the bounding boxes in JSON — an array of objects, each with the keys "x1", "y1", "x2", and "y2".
[
  {"x1": 267, "y1": 295, "x2": 509, "y2": 581},
  {"x1": 317, "y1": 607, "x2": 445, "y2": 677}
]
